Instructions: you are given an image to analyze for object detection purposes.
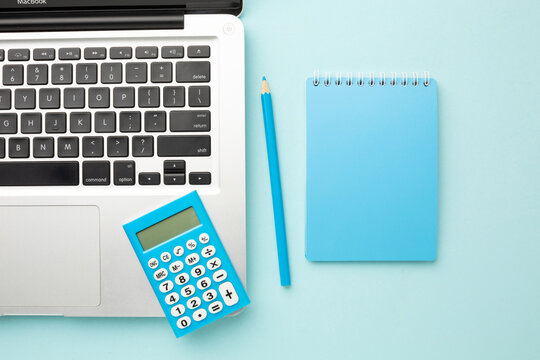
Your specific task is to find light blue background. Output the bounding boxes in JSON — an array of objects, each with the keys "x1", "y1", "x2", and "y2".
[{"x1": 1, "y1": 0, "x2": 539, "y2": 359}]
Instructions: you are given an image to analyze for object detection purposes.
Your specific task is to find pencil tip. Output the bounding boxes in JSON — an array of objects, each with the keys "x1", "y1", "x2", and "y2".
[{"x1": 262, "y1": 76, "x2": 266, "y2": 81}]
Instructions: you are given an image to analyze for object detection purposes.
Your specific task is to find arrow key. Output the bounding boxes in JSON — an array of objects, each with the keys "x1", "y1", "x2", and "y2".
[
  {"x1": 139, "y1": 172, "x2": 160, "y2": 185},
  {"x1": 164, "y1": 173, "x2": 186, "y2": 185},
  {"x1": 189, "y1": 172, "x2": 211, "y2": 185}
]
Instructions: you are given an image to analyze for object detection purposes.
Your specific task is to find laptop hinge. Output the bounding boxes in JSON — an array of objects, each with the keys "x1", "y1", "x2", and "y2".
[{"x1": 0, "y1": 9, "x2": 184, "y2": 32}]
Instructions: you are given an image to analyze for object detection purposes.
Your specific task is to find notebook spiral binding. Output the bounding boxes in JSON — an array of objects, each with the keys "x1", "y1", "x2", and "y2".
[{"x1": 313, "y1": 71, "x2": 431, "y2": 87}]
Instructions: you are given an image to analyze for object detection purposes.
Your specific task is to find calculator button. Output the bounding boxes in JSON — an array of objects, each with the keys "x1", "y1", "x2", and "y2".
[
  {"x1": 193, "y1": 308, "x2": 207, "y2": 322},
  {"x1": 208, "y1": 301, "x2": 223, "y2": 314},
  {"x1": 184, "y1": 253, "x2": 200, "y2": 266},
  {"x1": 169, "y1": 260, "x2": 184, "y2": 273},
  {"x1": 173, "y1": 245, "x2": 184, "y2": 257},
  {"x1": 201, "y1": 245, "x2": 216, "y2": 258},
  {"x1": 186, "y1": 296, "x2": 201, "y2": 309},
  {"x1": 199, "y1": 233, "x2": 210, "y2": 244},
  {"x1": 147, "y1": 258, "x2": 159, "y2": 269},
  {"x1": 159, "y1": 280, "x2": 173, "y2": 293},
  {"x1": 212, "y1": 269, "x2": 227, "y2": 283},
  {"x1": 174, "y1": 272, "x2": 190, "y2": 285},
  {"x1": 181, "y1": 284, "x2": 195, "y2": 297},
  {"x1": 218, "y1": 282, "x2": 239, "y2": 306},
  {"x1": 170, "y1": 304, "x2": 186, "y2": 317},
  {"x1": 191, "y1": 265, "x2": 205, "y2": 278},
  {"x1": 160, "y1": 251, "x2": 171, "y2": 263},
  {"x1": 186, "y1": 239, "x2": 197, "y2": 251},
  {"x1": 203, "y1": 289, "x2": 218, "y2": 302},
  {"x1": 206, "y1": 257, "x2": 221, "y2": 271},
  {"x1": 196, "y1": 277, "x2": 211, "y2": 290},
  {"x1": 153, "y1": 268, "x2": 168, "y2": 281},
  {"x1": 164, "y1": 292, "x2": 180, "y2": 305},
  {"x1": 177, "y1": 316, "x2": 191, "y2": 329}
]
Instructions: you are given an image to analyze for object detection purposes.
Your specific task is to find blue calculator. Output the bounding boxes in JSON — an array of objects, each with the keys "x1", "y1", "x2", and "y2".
[{"x1": 123, "y1": 191, "x2": 250, "y2": 338}]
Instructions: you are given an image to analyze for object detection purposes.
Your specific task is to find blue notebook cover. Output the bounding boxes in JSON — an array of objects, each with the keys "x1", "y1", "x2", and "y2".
[{"x1": 305, "y1": 74, "x2": 438, "y2": 261}]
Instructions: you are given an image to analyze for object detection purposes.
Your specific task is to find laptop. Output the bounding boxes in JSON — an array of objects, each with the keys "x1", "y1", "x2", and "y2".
[{"x1": 0, "y1": 0, "x2": 245, "y2": 316}]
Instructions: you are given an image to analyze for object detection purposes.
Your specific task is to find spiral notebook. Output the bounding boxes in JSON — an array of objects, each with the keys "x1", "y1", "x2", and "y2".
[{"x1": 306, "y1": 72, "x2": 438, "y2": 261}]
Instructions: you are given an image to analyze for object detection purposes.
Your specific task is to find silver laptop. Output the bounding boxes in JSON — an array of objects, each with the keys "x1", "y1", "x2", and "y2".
[{"x1": 0, "y1": 0, "x2": 245, "y2": 316}]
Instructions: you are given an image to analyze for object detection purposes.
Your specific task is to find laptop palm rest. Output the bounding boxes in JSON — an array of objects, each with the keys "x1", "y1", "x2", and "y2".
[{"x1": 0, "y1": 206, "x2": 100, "y2": 308}]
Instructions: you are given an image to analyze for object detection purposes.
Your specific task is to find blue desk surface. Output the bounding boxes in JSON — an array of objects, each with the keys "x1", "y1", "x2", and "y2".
[{"x1": 2, "y1": 1, "x2": 540, "y2": 359}]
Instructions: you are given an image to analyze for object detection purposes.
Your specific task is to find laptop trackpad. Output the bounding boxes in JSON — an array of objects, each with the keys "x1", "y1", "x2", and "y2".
[{"x1": 0, "y1": 206, "x2": 100, "y2": 307}]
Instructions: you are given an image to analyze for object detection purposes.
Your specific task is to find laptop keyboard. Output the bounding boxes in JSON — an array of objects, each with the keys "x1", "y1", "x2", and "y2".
[{"x1": 0, "y1": 44, "x2": 213, "y2": 187}]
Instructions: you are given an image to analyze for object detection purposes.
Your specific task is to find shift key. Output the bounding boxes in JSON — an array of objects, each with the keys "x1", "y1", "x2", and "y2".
[{"x1": 157, "y1": 135, "x2": 210, "y2": 157}]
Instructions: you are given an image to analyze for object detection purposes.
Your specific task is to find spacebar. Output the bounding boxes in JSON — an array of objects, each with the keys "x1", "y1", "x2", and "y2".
[{"x1": 0, "y1": 162, "x2": 79, "y2": 186}]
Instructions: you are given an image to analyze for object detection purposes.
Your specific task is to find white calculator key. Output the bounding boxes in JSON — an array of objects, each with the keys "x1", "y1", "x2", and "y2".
[
  {"x1": 186, "y1": 296, "x2": 201, "y2": 309},
  {"x1": 184, "y1": 253, "x2": 200, "y2": 266},
  {"x1": 191, "y1": 264, "x2": 205, "y2": 278},
  {"x1": 186, "y1": 239, "x2": 197, "y2": 251},
  {"x1": 193, "y1": 308, "x2": 207, "y2": 322},
  {"x1": 177, "y1": 316, "x2": 191, "y2": 329},
  {"x1": 174, "y1": 272, "x2": 190, "y2": 285},
  {"x1": 147, "y1": 258, "x2": 159, "y2": 269},
  {"x1": 197, "y1": 277, "x2": 211, "y2": 290},
  {"x1": 203, "y1": 289, "x2": 217, "y2": 302},
  {"x1": 169, "y1": 260, "x2": 184, "y2": 273},
  {"x1": 201, "y1": 245, "x2": 216, "y2": 258},
  {"x1": 206, "y1": 257, "x2": 221, "y2": 270},
  {"x1": 160, "y1": 252, "x2": 171, "y2": 263},
  {"x1": 218, "y1": 282, "x2": 239, "y2": 306},
  {"x1": 212, "y1": 269, "x2": 227, "y2": 282},
  {"x1": 153, "y1": 268, "x2": 168, "y2": 281},
  {"x1": 181, "y1": 284, "x2": 195, "y2": 297},
  {"x1": 170, "y1": 304, "x2": 186, "y2": 317},
  {"x1": 173, "y1": 246, "x2": 184, "y2": 257},
  {"x1": 159, "y1": 280, "x2": 173, "y2": 293},
  {"x1": 208, "y1": 301, "x2": 223, "y2": 314},
  {"x1": 165, "y1": 292, "x2": 180, "y2": 305},
  {"x1": 199, "y1": 233, "x2": 210, "y2": 244}
]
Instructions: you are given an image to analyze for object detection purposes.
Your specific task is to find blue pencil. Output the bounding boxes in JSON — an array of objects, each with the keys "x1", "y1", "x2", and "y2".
[{"x1": 261, "y1": 76, "x2": 291, "y2": 287}]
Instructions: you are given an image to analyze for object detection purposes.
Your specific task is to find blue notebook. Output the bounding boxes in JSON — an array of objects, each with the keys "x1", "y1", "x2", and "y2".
[{"x1": 306, "y1": 73, "x2": 438, "y2": 261}]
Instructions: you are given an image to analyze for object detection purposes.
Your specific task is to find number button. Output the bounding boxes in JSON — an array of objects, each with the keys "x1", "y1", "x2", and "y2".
[
  {"x1": 173, "y1": 245, "x2": 184, "y2": 257},
  {"x1": 153, "y1": 268, "x2": 168, "y2": 281},
  {"x1": 160, "y1": 252, "x2": 171, "y2": 263},
  {"x1": 159, "y1": 280, "x2": 173, "y2": 293},
  {"x1": 184, "y1": 253, "x2": 199, "y2": 266},
  {"x1": 199, "y1": 233, "x2": 210, "y2": 244},
  {"x1": 177, "y1": 316, "x2": 191, "y2": 329},
  {"x1": 191, "y1": 264, "x2": 205, "y2": 278},
  {"x1": 201, "y1": 245, "x2": 215, "y2": 258},
  {"x1": 175, "y1": 272, "x2": 189, "y2": 285},
  {"x1": 170, "y1": 304, "x2": 185, "y2": 317},
  {"x1": 203, "y1": 289, "x2": 217, "y2": 302},
  {"x1": 208, "y1": 301, "x2": 223, "y2": 314},
  {"x1": 165, "y1": 292, "x2": 180, "y2": 305},
  {"x1": 147, "y1": 258, "x2": 159, "y2": 269},
  {"x1": 181, "y1": 284, "x2": 195, "y2": 297},
  {"x1": 218, "y1": 282, "x2": 239, "y2": 306},
  {"x1": 212, "y1": 269, "x2": 227, "y2": 282},
  {"x1": 186, "y1": 239, "x2": 197, "y2": 251},
  {"x1": 196, "y1": 277, "x2": 211, "y2": 290},
  {"x1": 186, "y1": 296, "x2": 201, "y2": 309},
  {"x1": 169, "y1": 260, "x2": 183, "y2": 273},
  {"x1": 206, "y1": 257, "x2": 221, "y2": 270},
  {"x1": 193, "y1": 308, "x2": 207, "y2": 322}
]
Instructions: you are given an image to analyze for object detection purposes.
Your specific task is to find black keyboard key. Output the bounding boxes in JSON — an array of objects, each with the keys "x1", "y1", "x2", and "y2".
[
  {"x1": 94, "y1": 112, "x2": 116, "y2": 133},
  {"x1": 21, "y1": 113, "x2": 42, "y2": 134},
  {"x1": 151, "y1": 62, "x2": 172, "y2": 83},
  {"x1": 135, "y1": 46, "x2": 158, "y2": 59},
  {"x1": 0, "y1": 50, "x2": 4, "y2": 62},
  {"x1": 176, "y1": 62, "x2": 210, "y2": 83},
  {"x1": 45, "y1": 112, "x2": 67, "y2": 133},
  {"x1": 15, "y1": 89, "x2": 36, "y2": 110},
  {"x1": 3, "y1": 65, "x2": 24, "y2": 85},
  {"x1": 0, "y1": 114, "x2": 17, "y2": 134},
  {"x1": 114, "y1": 161, "x2": 135, "y2": 185},
  {"x1": 110, "y1": 47, "x2": 132, "y2": 59},
  {"x1": 83, "y1": 161, "x2": 110, "y2": 185},
  {"x1": 8, "y1": 49, "x2": 30, "y2": 61},
  {"x1": 107, "y1": 136, "x2": 129, "y2": 157},
  {"x1": 170, "y1": 110, "x2": 210, "y2": 132},
  {"x1": 58, "y1": 137, "x2": 79, "y2": 158},
  {"x1": 163, "y1": 86, "x2": 185, "y2": 107},
  {"x1": 9, "y1": 137, "x2": 30, "y2": 158},
  {"x1": 76, "y1": 63, "x2": 98, "y2": 84},
  {"x1": 162, "y1": 46, "x2": 184, "y2": 59},
  {"x1": 164, "y1": 174, "x2": 185, "y2": 185},
  {"x1": 139, "y1": 172, "x2": 160, "y2": 185},
  {"x1": 187, "y1": 46, "x2": 210, "y2": 58},
  {"x1": 188, "y1": 86, "x2": 211, "y2": 107},
  {"x1": 64, "y1": 88, "x2": 85, "y2": 109},
  {"x1": 126, "y1": 63, "x2": 147, "y2": 83},
  {"x1": 83, "y1": 136, "x2": 104, "y2": 157},
  {"x1": 70, "y1": 112, "x2": 91, "y2": 133},
  {"x1": 88, "y1": 88, "x2": 110, "y2": 108},
  {"x1": 33, "y1": 48, "x2": 55, "y2": 61},
  {"x1": 0, "y1": 162, "x2": 79, "y2": 186},
  {"x1": 84, "y1": 47, "x2": 107, "y2": 60},
  {"x1": 145, "y1": 111, "x2": 166, "y2": 132},
  {"x1": 27, "y1": 64, "x2": 48, "y2": 85},
  {"x1": 51, "y1": 64, "x2": 72, "y2": 84},
  {"x1": 102, "y1": 63, "x2": 122, "y2": 84},
  {"x1": 164, "y1": 160, "x2": 185, "y2": 172},
  {"x1": 132, "y1": 136, "x2": 153, "y2": 157},
  {"x1": 113, "y1": 87, "x2": 135, "y2": 108},
  {"x1": 189, "y1": 172, "x2": 211, "y2": 185},
  {"x1": 33, "y1": 137, "x2": 54, "y2": 158},
  {"x1": 0, "y1": 89, "x2": 11, "y2": 109},
  {"x1": 138, "y1": 87, "x2": 160, "y2": 108},
  {"x1": 157, "y1": 135, "x2": 210, "y2": 157},
  {"x1": 39, "y1": 88, "x2": 60, "y2": 109},
  {"x1": 0, "y1": 139, "x2": 3, "y2": 158},
  {"x1": 59, "y1": 48, "x2": 81, "y2": 60},
  {"x1": 119, "y1": 112, "x2": 141, "y2": 132}
]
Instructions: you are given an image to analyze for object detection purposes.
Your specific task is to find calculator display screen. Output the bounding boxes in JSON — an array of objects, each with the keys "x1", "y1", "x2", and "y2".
[{"x1": 136, "y1": 207, "x2": 201, "y2": 251}]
